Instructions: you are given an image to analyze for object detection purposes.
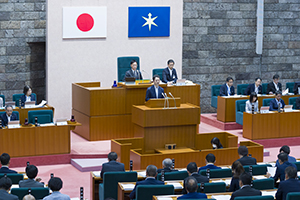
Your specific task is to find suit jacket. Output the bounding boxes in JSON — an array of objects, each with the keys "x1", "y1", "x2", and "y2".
[
  {"x1": 245, "y1": 100, "x2": 259, "y2": 113},
  {"x1": 20, "y1": 94, "x2": 36, "y2": 107},
  {"x1": 267, "y1": 82, "x2": 282, "y2": 94},
  {"x1": 296, "y1": 96, "x2": 300, "y2": 109},
  {"x1": 275, "y1": 155, "x2": 296, "y2": 167},
  {"x1": 0, "y1": 112, "x2": 18, "y2": 127},
  {"x1": 162, "y1": 67, "x2": 178, "y2": 83},
  {"x1": 293, "y1": 82, "x2": 300, "y2": 94},
  {"x1": 157, "y1": 167, "x2": 178, "y2": 174},
  {"x1": 182, "y1": 173, "x2": 209, "y2": 194},
  {"x1": 19, "y1": 178, "x2": 44, "y2": 188},
  {"x1": 198, "y1": 164, "x2": 221, "y2": 172},
  {"x1": 228, "y1": 177, "x2": 240, "y2": 192},
  {"x1": 100, "y1": 160, "x2": 125, "y2": 178},
  {"x1": 145, "y1": 85, "x2": 165, "y2": 102},
  {"x1": 123, "y1": 69, "x2": 143, "y2": 81},
  {"x1": 177, "y1": 192, "x2": 207, "y2": 199},
  {"x1": 0, "y1": 166, "x2": 17, "y2": 174},
  {"x1": 230, "y1": 185, "x2": 262, "y2": 200},
  {"x1": 273, "y1": 161, "x2": 297, "y2": 182},
  {"x1": 276, "y1": 178, "x2": 300, "y2": 200},
  {"x1": 43, "y1": 191, "x2": 70, "y2": 200},
  {"x1": 129, "y1": 178, "x2": 164, "y2": 199},
  {"x1": 0, "y1": 189, "x2": 18, "y2": 200},
  {"x1": 269, "y1": 98, "x2": 285, "y2": 111},
  {"x1": 219, "y1": 84, "x2": 235, "y2": 96},
  {"x1": 236, "y1": 156, "x2": 257, "y2": 166},
  {"x1": 244, "y1": 83, "x2": 262, "y2": 95}
]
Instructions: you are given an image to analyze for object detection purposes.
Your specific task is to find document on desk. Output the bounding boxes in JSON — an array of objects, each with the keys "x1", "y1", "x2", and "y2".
[
  {"x1": 262, "y1": 190, "x2": 276, "y2": 197},
  {"x1": 137, "y1": 171, "x2": 146, "y2": 177},
  {"x1": 39, "y1": 123, "x2": 55, "y2": 127},
  {"x1": 254, "y1": 175, "x2": 267, "y2": 180},
  {"x1": 121, "y1": 183, "x2": 135, "y2": 191},
  {"x1": 267, "y1": 167, "x2": 277, "y2": 177},
  {"x1": 92, "y1": 171, "x2": 101, "y2": 177},
  {"x1": 166, "y1": 182, "x2": 183, "y2": 189},
  {"x1": 157, "y1": 198, "x2": 173, "y2": 200},
  {"x1": 211, "y1": 179, "x2": 231, "y2": 186},
  {"x1": 211, "y1": 195, "x2": 231, "y2": 200}
]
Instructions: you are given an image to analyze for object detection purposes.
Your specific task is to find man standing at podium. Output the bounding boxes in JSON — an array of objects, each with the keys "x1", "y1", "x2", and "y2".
[{"x1": 145, "y1": 75, "x2": 164, "y2": 101}]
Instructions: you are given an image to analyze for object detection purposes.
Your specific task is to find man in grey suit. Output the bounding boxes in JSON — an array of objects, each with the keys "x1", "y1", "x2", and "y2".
[
  {"x1": 123, "y1": 60, "x2": 143, "y2": 81},
  {"x1": 43, "y1": 177, "x2": 70, "y2": 200},
  {"x1": 101, "y1": 152, "x2": 125, "y2": 178},
  {"x1": 0, "y1": 176, "x2": 18, "y2": 200},
  {"x1": 19, "y1": 165, "x2": 44, "y2": 188}
]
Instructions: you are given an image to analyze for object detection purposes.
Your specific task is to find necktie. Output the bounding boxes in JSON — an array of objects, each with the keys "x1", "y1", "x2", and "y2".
[{"x1": 134, "y1": 71, "x2": 138, "y2": 79}]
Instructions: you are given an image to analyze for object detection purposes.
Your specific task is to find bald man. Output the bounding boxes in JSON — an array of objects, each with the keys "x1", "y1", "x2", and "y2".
[{"x1": 23, "y1": 195, "x2": 35, "y2": 200}]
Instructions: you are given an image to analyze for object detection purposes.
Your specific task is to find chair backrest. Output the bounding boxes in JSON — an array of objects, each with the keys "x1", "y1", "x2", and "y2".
[
  {"x1": 197, "y1": 182, "x2": 226, "y2": 193},
  {"x1": 235, "y1": 196, "x2": 274, "y2": 200},
  {"x1": 0, "y1": 94, "x2": 5, "y2": 107},
  {"x1": 236, "y1": 99, "x2": 248, "y2": 113},
  {"x1": 263, "y1": 98, "x2": 272, "y2": 106},
  {"x1": 262, "y1": 83, "x2": 268, "y2": 94},
  {"x1": 11, "y1": 188, "x2": 50, "y2": 200},
  {"x1": 237, "y1": 84, "x2": 249, "y2": 95},
  {"x1": 117, "y1": 56, "x2": 140, "y2": 82},
  {"x1": 103, "y1": 171, "x2": 137, "y2": 200},
  {"x1": 157, "y1": 171, "x2": 189, "y2": 181},
  {"x1": 286, "y1": 82, "x2": 295, "y2": 93},
  {"x1": 289, "y1": 97, "x2": 298, "y2": 109},
  {"x1": 136, "y1": 185, "x2": 174, "y2": 200},
  {"x1": 293, "y1": 162, "x2": 300, "y2": 171},
  {"x1": 252, "y1": 178, "x2": 274, "y2": 190},
  {"x1": 199, "y1": 168, "x2": 232, "y2": 178},
  {"x1": 0, "y1": 111, "x2": 20, "y2": 120},
  {"x1": 28, "y1": 110, "x2": 53, "y2": 124},
  {"x1": 286, "y1": 192, "x2": 300, "y2": 200},
  {"x1": 243, "y1": 165, "x2": 268, "y2": 175},
  {"x1": 0, "y1": 173, "x2": 23, "y2": 184},
  {"x1": 152, "y1": 68, "x2": 164, "y2": 80},
  {"x1": 212, "y1": 85, "x2": 222, "y2": 97},
  {"x1": 13, "y1": 93, "x2": 37, "y2": 107}
]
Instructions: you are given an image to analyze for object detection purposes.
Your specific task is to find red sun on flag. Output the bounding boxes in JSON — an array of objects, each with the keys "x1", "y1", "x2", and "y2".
[{"x1": 76, "y1": 13, "x2": 94, "y2": 32}]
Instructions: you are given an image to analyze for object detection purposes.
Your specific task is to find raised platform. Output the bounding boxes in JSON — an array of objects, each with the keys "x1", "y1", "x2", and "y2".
[
  {"x1": 254, "y1": 136, "x2": 300, "y2": 148},
  {"x1": 201, "y1": 113, "x2": 243, "y2": 130},
  {"x1": 71, "y1": 158, "x2": 107, "y2": 172}
]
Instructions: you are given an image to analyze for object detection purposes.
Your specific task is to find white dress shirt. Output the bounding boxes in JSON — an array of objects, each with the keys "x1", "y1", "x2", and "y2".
[
  {"x1": 26, "y1": 96, "x2": 31, "y2": 102},
  {"x1": 154, "y1": 86, "x2": 159, "y2": 98},
  {"x1": 273, "y1": 82, "x2": 279, "y2": 91},
  {"x1": 255, "y1": 85, "x2": 259, "y2": 94},
  {"x1": 6, "y1": 114, "x2": 11, "y2": 122},
  {"x1": 226, "y1": 84, "x2": 231, "y2": 96},
  {"x1": 168, "y1": 68, "x2": 172, "y2": 77}
]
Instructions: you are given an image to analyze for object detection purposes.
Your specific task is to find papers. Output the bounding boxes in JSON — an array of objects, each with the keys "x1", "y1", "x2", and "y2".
[
  {"x1": 39, "y1": 123, "x2": 55, "y2": 127},
  {"x1": 262, "y1": 190, "x2": 276, "y2": 197},
  {"x1": 211, "y1": 195, "x2": 231, "y2": 200},
  {"x1": 254, "y1": 175, "x2": 267, "y2": 180},
  {"x1": 157, "y1": 198, "x2": 173, "y2": 200},
  {"x1": 221, "y1": 166, "x2": 230, "y2": 169},
  {"x1": 282, "y1": 88, "x2": 289, "y2": 95},
  {"x1": 166, "y1": 182, "x2": 183, "y2": 189},
  {"x1": 211, "y1": 179, "x2": 231, "y2": 186},
  {"x1": 11, "y1": 184, "x2": 19, "y2": 189},
  {"x1": 137, "y1": 171, "x2": 146, "y2": 178},
  {"x1": 37, "y1": 100, "x2": 47, "y2": 108},
  {"x1": 267, "y1": 167, "x2": 277, "y2": 177},
  {"x1": 297, "y1": 171, "x2": 300, "y2": 176},
  {"x1": 56, "y1": 121, "x2": 68, "y2": 126},
  {"x1": 121, "y1": 183, "x2": 135, "y2": 191},
  {"x1": 92, "y1": 171, "x2": 101, "y2": 177},
  {"x1": 8, "y1": 124, "x2": 20, "y2": 129}
]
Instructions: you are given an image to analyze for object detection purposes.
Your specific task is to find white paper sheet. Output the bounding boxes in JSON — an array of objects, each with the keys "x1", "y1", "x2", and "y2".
[
  {"x1": 39, "y1": 123, "x2": 55, "y2": 127},
  {"x1": 262, "y1": 190, "x2": 276, "y2": 197},
  {"x1": 254, "y1": 175, "x2": 267, "y2": 180},
  {"x1": 166, "y1": 182, "x2": 183, "y2": 189},
  {"x1": 137, "y1": 171, "x2": 146, "y2": 177},
  {"x1": 157, "y1": 198, "x2": 173, "y2": 200},
  {"x1": 211, "y1": 195, "x2": 231, "y2": 200},
  {"x1": 211, "y1": 179, "x2": 231, "y2": 186},
  {"x1": 92, "y1": 171, "x2": 101, "y2": 177},
  {"x1": 267, "y1": 167, "x2": 276, "y2": 177},
  {"x1": 121, "y1": 183, "x2": 135, "y2": 191}
]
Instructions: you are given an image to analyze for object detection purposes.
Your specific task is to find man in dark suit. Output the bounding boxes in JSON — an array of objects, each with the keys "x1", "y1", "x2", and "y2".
[
  {"x1": 0, "y1": 153, "x2": 17, "y2": 174},
  {"x1": 183, "y1": 162, "x2": 208, "y2": 194},
  {"x1": 0, "y1": 177, "x2": 18, "y2": 200},
  {"x1": 276, "y1": 166, "x2": 300, "y2": 200},
  {"x1": 275, "y1": 145, "x2": 296, "y2": 167},
  {"x1": 100, "y1": 152, "x2": 125, "y2": 178},
  {"x1": 178, "y1": 176, "x2": 207, "y2": 199},
  {"x1": 230, "y1": 172, "x2": 261, "y2": 200},
  {"x1": 296, "y1": 96, "x2": 300, "y2": 109},
  {"x1": 129, "y1": 165, "x2": 164, "y2": 199},
  {"x1": 267, "y1": 74, "x2": 282, "y2": 94},
  {"x1": 236, "y1": 146, "x2": 257, "y2": 166},
  {"x1": 219, "y1": 77, "x2": 235, "y2": 96},
  {"x1": 145, "y1": 75, "x2": 164, "y2": 101},
  {"x1": 19, "y1": 165, "x2": 44, "y2": 188},
  {"x1": 123, "y1": 60, "x2": 143, "y2": 81},
  {"x1": 293, "y1": 82, "x2": 300, "y2": 95},
  {"x1": 0, "y1": 105, "x2": 18, "y2": 127},
  {"x1": 244, "y1": 77, "x2": 262, "y2": 95},
  {"x1": 269, "y1": 91, "x2": 285, "y2": 111},
  {"x1": 162, "y1": 59, "x2": 178, "y2": 84},
  {"x1": 157, "y1": 158, "x2": 177, "y2": 173},
  {"x1": 198, "y1": 153, "x2": 221, "y2": 172}
]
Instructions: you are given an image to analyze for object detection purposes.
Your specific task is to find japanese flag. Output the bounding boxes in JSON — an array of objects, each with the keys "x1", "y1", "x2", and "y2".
[{"x1": 63, "y1": 7, "x2": 107, "y2": 39}]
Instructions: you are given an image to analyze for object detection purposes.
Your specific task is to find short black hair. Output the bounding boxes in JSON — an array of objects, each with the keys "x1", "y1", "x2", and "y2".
[
  {"x1": 250, "y1": 92, "x2": 258, "y2": 103},
  {"x1": 153, "y1": 74, "x2": 160, "y2": 82},
  {"x1": 226, "y1": 77, "x2": 234, "y2": 82},
  {"x1": 108, "y1": 152, "x2": 117, "y2": 161},
  {"x1": 185, "y1": 176, "x2": 198, "y2": 193},
  {"x1": 239, "y1": 172, "x2": 252, "y2": 185},
  {"x1": 238, "y1": 146, "x2": 248, "y2": 157},
  {"x1": 255, "y1": 77, "x2": 262, "y2": 82},
  {"x1": 273, "y1": 74, "x2": 280, "y2": 80},
  {"x1": 285, "y1": 166, "x2": 297, "y2": 179},
  {"x1": 5, "y1": 105, "x2": 13, "y2": 110},
  {"x1": 167, "y1": 59, "x2": 175, "y2": 65},
  {"x1": 278, "y1": 153, "x2": 288, "y2": 163},
  {"x1": 280, "y1": 145, "x2": 290, "y2": 154},
  {"x1": 130, "y1": 60, "x2": 137, "y2": 65},
  {"x1": 186, "y1": 162, "x2": 198, "y2": 174},
  {"x1": 26, "y1": 165, "x2": 38, "y2": 179},
  {"x1": 275, "y1": 91, "x2": 282, "y2": 96},
  {"x1": 211, "y1": 137, "x2": 223, "y2": 148},
  {"x1": 48, "y1": 177, "x2": 63, "y2": 191},
  {"x1": 0, "y1": 176, "x2": 12, "y2": 190},
  {"x1": 206, "y1": 153, "x2": 216, "y2": 163},
  {"x1": 0, "y1": 153, "x2": 10, "y2": 165},
  {"x1": 146, "y1": 165, "x2": 157, "y2": 177},
  {"x1": 23, "y1": 85, "x2": 32, "y2": 95}
]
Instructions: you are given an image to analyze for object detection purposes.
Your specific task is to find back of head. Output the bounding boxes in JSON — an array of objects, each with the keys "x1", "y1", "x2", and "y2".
[
  {"x1": 231, "y1": 161, "x2": 244, "y2": 178},
  {"x1": 285, "y1": 166, "x2": 297, "y2": 179},
  {"x1": 280, "y1": 145, "x2": 290, "y2": 155},
  {"x1": 206, "y1": 153, "x2": 216, "y2": 163},
  {"x1": 185, "y1": 176, "x2": 198, "y2": 193},
  {"x1": 0, "y1": 176, "x2": 12, "y2": 190},
  {"x1": 26, "y1": 165, "x2": 38, "y2": 179},
  {"x1": 186, "y1": 162, "x2": 198, "y2": 174},
  {"x1": 238, "y1": 146, "x2": 248, "y2": 157},
  {"x1": 48, "y1": 177, "x2": 63, "y2": 192},
  {"x1": 250, "y1": 92, "x2": 258, "y2": 102},
  {"x1": 146, "y1": 165, "x2": 157, "y2": 177},
  {"x1": 108, "y1": 152, "x2": 118, "y2": 161},
  {"x1": 23, "y1": 194, "x2": 36, "y2": 200},
  {"x1": 275, "y1": 91, "x2": 282, "y2": 96},
  {"x1": 239, "y1": 172, "x2": 252, "y2": 186},
  {"x1": 278, "y1": 152, "x2": 288, "y2": 163},
  {"x1": 162, "y1": 158, "x2": 172, "y2": 169},
  {"x1": 0, "y1": 153, "x2": 10, "y2": 165}
]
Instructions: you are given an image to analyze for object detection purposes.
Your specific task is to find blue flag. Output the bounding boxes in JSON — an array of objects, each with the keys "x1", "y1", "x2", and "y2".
[{"x1": 128, "y1": 7, "x2": 170, "y2": 37}]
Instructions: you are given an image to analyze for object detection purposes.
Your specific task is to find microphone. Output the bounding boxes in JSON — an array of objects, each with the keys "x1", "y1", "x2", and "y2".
[
  {"x1": 142, "y1": 70, "x2": 150, "y2": 80},
  {"x1": 162, "y1": 93, "x2": 167, "y2": 109},
  {"x1": 169, "y1": 92, "x2": 177, "y2": 108},
  {"x1": 164, "y1": 93, "x2": 169, "y2": 108}
]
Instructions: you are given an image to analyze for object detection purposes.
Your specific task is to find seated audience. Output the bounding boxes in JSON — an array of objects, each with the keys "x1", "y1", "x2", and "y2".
[
  {"x1": 145, "y1": 75, "x2": 164, "y2": 101},
  {"x1": 245, "y1": 92, "x2": 258, "y2": 113},
  {"x1": 296, "y1": 96, "x2": 300, "y2": 109},
  {"x1": 157, "y1": 158, "x2": 177, "y2": 173},
  {"x1": 129, "y1": 165, "x2": 163, "y2": 199},
  {"x1": 230, "y1": 172, "x2": 261, "y2": 200},
  {"x1": 229, "y1": 161, "x2": 244, "y2": 192},
  {"x1": 0, "y1": 105, "x2": 18, "y2": 127},
  {"x1": 269, "y1": 91, "x2": 285, "y2": 111},
  {"x1": 267, "y1": 74, "x2": 282, "y2": 94},
  {"x1": 178, "y1": 176, "x2": 207, "y2": 199},
  {"x1": 162, "y1": 59, "x2": 178, "y2": 84},
  {"x1": 276, "y1": 166, "x2": 300, "y2": 200},
  {"x1": 123, "y1": 60, "x2": 143, "y2": 81},
  {"x1": 211, "y1": 137, "x2": 223, "y2": 149},
  {"x1": 275, "y1": 145, "x2": 296, "y2": 167},
  {"x1": 43, "y1": 177, "x2": 70, "y2": 200},
  {"x1": 100, "y1": 152, "x2": 125, "y2": 178},
  {"x1": 0, "y1": 176, "x2": 18, "y2": 200},
  {"x1": 21, "y1": 85, "x2": 36, "y2": 107},
  {"x1": 244, "y1": 77, "x2": 262, "y2": 95},
  {"x1": 293, "y1": 81, "x2": 300, "y2": 95},
  {"x1": 19, "y1": 165, "x2": 43, "y2": 188},
  {"x1": 267, "y1": 153, "x2": 297, "y2": 182},
  {"x1": 183, "y1": 162, "x2": 208, "y2": 194},
  {"x1": 23, "y1": 195, "x2": 36, "y2": 200},
  {"x1": 236, "y1": 146, "x2": 257, "y2": 166},
  {"x1": 0, "y1": 153, "x2": 17, "y2": 174},
  {"x1": 219, "y1": 77, "x2": 235, "y2": 96},
  {"x1": 198, "y1": 153, "x2": 221, "y2": 172}
]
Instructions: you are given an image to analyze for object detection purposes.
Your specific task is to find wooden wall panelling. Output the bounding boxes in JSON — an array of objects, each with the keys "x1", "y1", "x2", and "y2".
[
  {"x1": 72, "y1": 83, "x2": 92, "y2": 116},
  {"x1": 250, "y1": 113, "x2": 279, "y2": 140},
  {"x1": 165, "y1": 84, "x2": 201, "y2": 106},
  {"x1": 279, "y1": 112, "x2": 300, "y2": 137},
  {"x1": 72, "y1": 109, "x2": 90, "y2": 140}
]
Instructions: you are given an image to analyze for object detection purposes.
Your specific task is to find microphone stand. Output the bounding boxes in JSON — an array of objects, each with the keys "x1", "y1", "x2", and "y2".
[
  {"x1": 169, "y1": 92, "x2": 177, "y2": 109},
  {"x1": 142, "y1": 70, "x2": 151, "y2": 80},
  {"x1": 164, "y1": 93, "x2": 169, "y2": 109},
  {"x1": 162, "y1": 93, "x2": 167, "y2": 109}
]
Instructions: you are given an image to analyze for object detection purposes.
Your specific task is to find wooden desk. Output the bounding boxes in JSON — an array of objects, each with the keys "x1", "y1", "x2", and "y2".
[
  {"x1": 217, "y1": 94, "x2": 300, "y2": 122},
  {"x1": 243, "y1": 111, "x2": 300, "y2": 140}
]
